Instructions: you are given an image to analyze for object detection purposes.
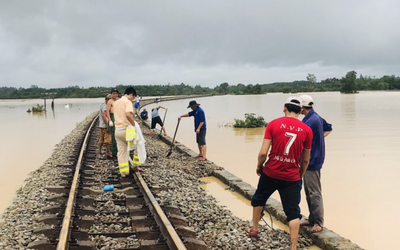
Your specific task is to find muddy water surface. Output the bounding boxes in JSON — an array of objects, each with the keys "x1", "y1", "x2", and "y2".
[{"x1": 2, "y1": 92, "x2": 400, "y2": 250}]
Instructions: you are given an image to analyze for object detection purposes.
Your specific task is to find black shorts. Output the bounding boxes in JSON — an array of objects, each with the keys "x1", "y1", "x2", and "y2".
[
  {"x1": 151, "y1": 116, "x2": 163, "y2": 129},
  {"x1": 196, "y1": 129, "x2": 206, "y2": 145},
  {"x1": 251, "y1": 171, "x2": 302, "y2": 222}
]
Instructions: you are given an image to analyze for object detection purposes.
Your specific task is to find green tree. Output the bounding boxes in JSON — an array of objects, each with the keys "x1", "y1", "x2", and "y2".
[{"x1": 341, "y1": 70, "x2": 357, "y2": 93}]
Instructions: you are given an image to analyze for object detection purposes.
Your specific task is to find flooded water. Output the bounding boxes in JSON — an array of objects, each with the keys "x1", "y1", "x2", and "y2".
[
  {"x1": 0, "y1": 98, "x2": 104, "y2": 214},
  {"x1": 1, "y1": 92, "x2": 399, "y2": 249}
]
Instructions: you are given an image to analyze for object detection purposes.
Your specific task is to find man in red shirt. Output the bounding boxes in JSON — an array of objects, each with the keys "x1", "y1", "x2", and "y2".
[{"x1": 246, "y1": 96, "x2": 313, "y2": 250}]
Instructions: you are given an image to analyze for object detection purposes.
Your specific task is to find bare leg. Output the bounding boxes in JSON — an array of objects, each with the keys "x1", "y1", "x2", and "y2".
[
  {"x1": 105, "y1": 143, "x2": 112, "y2": 157},
  {"x1": 245, "y1": 206, "x2": 263, "y2": 235},
  {"x1": 98, "y1": 143, "x2": 103, "y2": 156},
  {"x1": 162, "y1": 126, "x2": 167, "y2": 136},
  {"x1": 197, "y1": 144, "x2": 202, "y2": 156},
  {"x1": 288, "y1": 218, "x2": 300, "y2": 250},
  {"x1": 202, "y1": 145, "x2": 207, "y2": 160},
  {"x1": 149, "y1": 129, "x2": 154, "y2": 138}
]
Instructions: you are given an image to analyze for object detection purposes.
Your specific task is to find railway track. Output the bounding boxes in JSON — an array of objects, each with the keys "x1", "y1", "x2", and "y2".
[{"x1": 27, "y1": 115, "x2": 207, "y2": 250}]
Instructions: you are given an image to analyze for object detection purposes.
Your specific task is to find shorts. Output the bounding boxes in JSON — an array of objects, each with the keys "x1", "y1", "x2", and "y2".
[
  {"x1": 151, "y1": 116, "x2": 163, "y2": 129},
  {"x1": 196, "y1": 129, "x2": 206, "y2": 145},
  {"x1": 251, "y1": 171, "x2": 302, "y2": 222},
  {"x1": 99, "y1": 127, "x2": 111, "y2": 144}
]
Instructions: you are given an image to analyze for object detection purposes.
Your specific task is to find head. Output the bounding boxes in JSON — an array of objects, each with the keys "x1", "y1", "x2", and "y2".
[
  {"x1": 110, "y1": 88, "x2": 119, "y2": 100},
  {"x1": 299, "y1": 95, "x2": 314, "y2": 115},
  {"x1": 105, "y1": 94, "x2": 112, "y2": 103},
  {"x1": 187, "y1": 100, "x2": 200, "y2": 110},
  {"x1": 284, "y1": 96, "x2": 302, "y2": 114},
  {"x1": 124, "y1": 87, "x2": 137, "y2": 101}
]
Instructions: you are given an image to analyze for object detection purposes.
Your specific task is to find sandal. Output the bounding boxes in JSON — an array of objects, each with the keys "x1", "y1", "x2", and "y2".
[
  {"x1": 245, "y1": 228, "x2": 258, "y2": 237},
  {"x1": 199, "y1": 158, "x2": 207, "y2": 161}
]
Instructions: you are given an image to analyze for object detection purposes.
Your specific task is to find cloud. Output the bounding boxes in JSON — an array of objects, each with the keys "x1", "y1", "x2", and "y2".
[{"x1": 1, "y1": 0, "x2": 399, "y2": 88}]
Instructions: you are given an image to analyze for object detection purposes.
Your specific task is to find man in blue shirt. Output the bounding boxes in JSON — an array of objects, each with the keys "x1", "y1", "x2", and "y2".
[
  {"x1": 178, "y1": 100, "x2": 207, "y2": 161},
  {"x1": 299, "y1": 95, "x2": 332, "y2": 233}
]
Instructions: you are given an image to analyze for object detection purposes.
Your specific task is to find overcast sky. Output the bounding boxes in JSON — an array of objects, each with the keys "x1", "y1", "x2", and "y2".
[{"x1": 1, "y1": 0, "x2": 399, "y2": 89}]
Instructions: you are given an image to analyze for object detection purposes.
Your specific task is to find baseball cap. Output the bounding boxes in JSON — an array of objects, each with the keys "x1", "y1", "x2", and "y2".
[
  {"x1": 285, "y1": 96, "x2": 302, "y2": 108},
  {"x1": 110, "y1": 88, "x2": 119, "y2": 94},
  {"x1": 299, "y1": 95, "x2": 314, "y2": 108}
]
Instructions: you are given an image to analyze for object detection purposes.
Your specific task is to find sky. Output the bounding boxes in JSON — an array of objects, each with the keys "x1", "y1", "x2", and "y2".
[{"x1": 1, "y1": 0, "x2": 399, "y2": 89}]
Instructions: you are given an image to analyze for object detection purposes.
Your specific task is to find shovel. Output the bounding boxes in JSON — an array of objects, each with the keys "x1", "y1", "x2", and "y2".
[
  {"x1": 158, "y1": 109, "x2": 168, "y2": 139},
  {"x1": 166, "y1": 119, "x2": 180, "y2": 157}
]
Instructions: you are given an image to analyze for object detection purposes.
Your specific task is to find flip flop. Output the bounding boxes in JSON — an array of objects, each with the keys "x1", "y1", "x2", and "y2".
[
  {"x1": 245, "y1": 228, "x2": 258, "y2": 237},
  {"x1": 199, "y1": 158, "x2": 207, "y2": 161}
]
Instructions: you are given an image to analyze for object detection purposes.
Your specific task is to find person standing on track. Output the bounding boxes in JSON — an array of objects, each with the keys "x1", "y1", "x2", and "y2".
[
  {"x1": 178, "y1": 100, "x2": 207, "y2": 161},
  {"x1": 149, "y1": 106, "x2": 167, "y2": 138},
  {"x1": 106, "y1": 88, "x2": 119, "y2": 158},
  {"x1": 97, "y1": 94, "x2": 112, "y2": 159},
  {"x1": 245, "y1": 96, "x2": 312, "y2": 250},
  {"x1": 299, "y1": 94, "x2": 332, "y2": 233},
  {"x1": 113, "y1": 87, "x2": 143, "y2": 177}
]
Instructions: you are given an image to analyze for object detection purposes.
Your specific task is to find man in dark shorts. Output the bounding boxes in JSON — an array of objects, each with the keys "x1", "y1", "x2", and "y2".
[
  {"x1": 149, "y1": 106, "x2": 167, "y2": 138},
  {"x1": 245, "y1": 96, "x2": 313, "y2": 250},
  {"x1": 178, "y1": 100, "x2": 207, "y2": 161}
]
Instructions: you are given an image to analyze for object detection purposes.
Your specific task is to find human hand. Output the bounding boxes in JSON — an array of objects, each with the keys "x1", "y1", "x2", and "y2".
[
  {"x1": 108, "y1": 120, "x2": 114, "y2": 126},
  {"x1": 178, "y1": 116, "x2": 182, "y2": 121},
  {"x1": 256, "y1": 164, "x2": 263, "y2": 176}
]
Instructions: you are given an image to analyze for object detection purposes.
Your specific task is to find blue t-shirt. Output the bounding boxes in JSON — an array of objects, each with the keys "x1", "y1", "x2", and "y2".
[
  {"x1": 188, "y1": 106, "x2": 206, "y2": 131},
  {"x1": 302, "y1": 109, "x2": 332, "y2": 171}
]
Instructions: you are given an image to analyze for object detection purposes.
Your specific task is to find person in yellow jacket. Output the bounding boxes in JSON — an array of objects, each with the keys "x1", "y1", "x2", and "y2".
[{"x1": 113, "y1": 87, "x2": 143, "y2": 177}]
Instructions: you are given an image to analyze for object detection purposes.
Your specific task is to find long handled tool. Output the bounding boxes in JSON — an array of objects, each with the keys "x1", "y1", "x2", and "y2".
[
  {"x1": 166, "y1": 119, "x2": 180, "y2": 157},
  {"x1": 158, "y1": 109, "x2": 168, "y2": 139}
]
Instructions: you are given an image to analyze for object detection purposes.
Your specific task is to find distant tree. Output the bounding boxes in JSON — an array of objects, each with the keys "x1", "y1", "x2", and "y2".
[
  {"x1": 306, "y1": 73, "x2": 317, "y2": 90},
  {"x1": 341, "y1": 70, "x2": 358, "y2": 93},
  {"x1": 219, "y1": 82, "x2": 229, "y2": 95}
]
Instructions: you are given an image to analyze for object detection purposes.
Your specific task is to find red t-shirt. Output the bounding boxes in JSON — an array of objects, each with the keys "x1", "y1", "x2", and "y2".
[{"x1": 262, "y1": 116, "x2": 313, "y2": 181}]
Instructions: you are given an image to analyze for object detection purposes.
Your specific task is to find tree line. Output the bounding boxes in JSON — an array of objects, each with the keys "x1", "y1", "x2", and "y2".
[{"x1": 1, "y1": 71, "x2": 399, "y2": 99}]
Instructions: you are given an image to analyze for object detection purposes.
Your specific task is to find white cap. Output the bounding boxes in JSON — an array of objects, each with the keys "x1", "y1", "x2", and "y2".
[
  {"x1": 285, "y1": 96, "x2": 302, "y2": 108},
  {"x1": 299, "y1": 95, "x2": 314, "y2": 108}
]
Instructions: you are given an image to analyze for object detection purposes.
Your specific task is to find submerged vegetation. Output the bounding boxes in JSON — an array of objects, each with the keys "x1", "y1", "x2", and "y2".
[
  {"x1": 27, "y1": 104, "x2": 46, "y2": 113},
  {"x1": 233, "y1": 113, "x2": 267, "y2": 128},
  {"x1": 1, "y1": 71, "x2": 400, "y2": 99}
]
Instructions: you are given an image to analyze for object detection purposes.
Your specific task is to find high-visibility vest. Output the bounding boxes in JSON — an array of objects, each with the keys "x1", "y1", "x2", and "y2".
[{"x1": 126, "y1": 125, "x2": 136, "y2": 141}]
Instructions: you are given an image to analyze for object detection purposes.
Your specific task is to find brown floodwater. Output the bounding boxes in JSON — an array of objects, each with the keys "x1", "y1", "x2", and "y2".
[{"x1": 2, "y1": 92, "x2": 400, "y2": 250}]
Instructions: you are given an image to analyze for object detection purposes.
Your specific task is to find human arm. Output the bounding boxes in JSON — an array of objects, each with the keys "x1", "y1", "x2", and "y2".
[
  {"x1": 102, "y1": 110, "x2": 108, "y2": 124},
  {"x1": 322, "y1": 118, "x2": 332, "y2": 137},
  {"x1": 126, "y1": 112, "x2": 135, "y2": 126},
  {"x1": 256, "y1": 139, "x2": 271, "y2": 176},
  {"x1": 106, "y1": 101, "x2": 113, "y2": 126},
  {"x1": 178, "y1": 113, "x2": 189, "y2": 120},
  {"x1": 299, "y1": 149, "x2": 311, "y2": 178},
  {"x1": 196, "y1": 122, "x2": 204, "y2": 133},
  {"x1": 158, "y1": 106, "x2": 167, "y2": 110}
]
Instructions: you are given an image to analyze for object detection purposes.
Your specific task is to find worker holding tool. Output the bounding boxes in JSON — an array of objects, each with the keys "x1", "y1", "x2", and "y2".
[{"x1": 178, "y1": 100, "x2": 207, "y2": 161}]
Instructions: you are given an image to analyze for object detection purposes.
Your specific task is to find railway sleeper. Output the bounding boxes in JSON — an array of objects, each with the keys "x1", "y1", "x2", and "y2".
[{"x1": 27, "y1": 239, "x2": 95, "y2": 250}]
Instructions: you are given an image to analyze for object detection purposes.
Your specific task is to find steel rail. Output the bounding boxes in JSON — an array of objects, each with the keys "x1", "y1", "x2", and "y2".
[
  {"x1": 134, "y1": 172, "x2": 187, "y2": 250},
  {"x1": 56, "y1": 116, "x2": 98, "y2": 250}
]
